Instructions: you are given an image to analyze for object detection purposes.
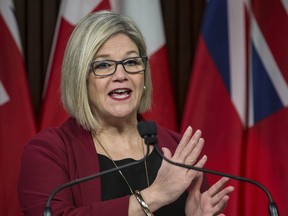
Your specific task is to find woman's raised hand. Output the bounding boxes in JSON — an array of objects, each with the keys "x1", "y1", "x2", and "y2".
[{"x1": 148, "y1": 126, "x2": 207, "y2": 207}]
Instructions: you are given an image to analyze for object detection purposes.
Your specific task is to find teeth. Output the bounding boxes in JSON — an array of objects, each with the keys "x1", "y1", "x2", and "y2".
[
  {"x1": 113, "y1": 89, "x2": 126, "y2": 94},
  {"x1": 113, "y1": 94, "x2": 128, "y2": 99},
  {"x1": 110, "y1": 89, "x2": 131, "y2": 95},
  {"x1": 109, "y1": 89, "x2": 131, "y2": 99}
]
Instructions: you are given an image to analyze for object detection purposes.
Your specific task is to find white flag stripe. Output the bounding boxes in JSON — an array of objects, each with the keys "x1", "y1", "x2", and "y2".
[
  {"x1": 248, "y1": 53, "x2": 255, "y2": 127},
  {"x1": 250, "y1": 11, "x2": 288, "y2": 106},
  {"x1": 44, "y1": 0, "x2": 103, "y2": 96},
  {"x1": 0, "y1": 81, "x2": 10, "y2": 106},
  {"x1": 281, "y1": 0, "x2": 288, "y2": 13},
  {"x1": 112, "y1": 0, "x2": 165, "y2": 56},
  {"x1": 228, "y1": 0, "x2": 247, "y2": 125},
  {"x1": 109, "y1": 0, "x2": 121, "y2": 12},
  {"x1": 245, "y1": 0, "x2": 255, "y2": 126},
  {"x1": 62, "y1": 0, "x2": 103, "y2": 25},
  {"x1": 0, "y1": 0, "x2": 22, "y2": 54}
]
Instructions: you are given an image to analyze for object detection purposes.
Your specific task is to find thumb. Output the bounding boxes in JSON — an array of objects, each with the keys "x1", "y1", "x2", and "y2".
[
  {"x1": 191, "y1": 172, "x2": 203, "y2": 193},
  {"x1": 161, "y1": 147, "x2": 172, "y2": 159}
]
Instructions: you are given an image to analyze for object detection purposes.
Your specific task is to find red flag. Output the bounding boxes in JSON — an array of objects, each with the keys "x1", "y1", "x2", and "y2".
[
  {"x1": 114, "y1": 0, "x2": 177, "y2": 130},
  {"x1": 0, "y1": 1, "x2": 36, "y2": 215},
  {"x1": 181, "y1": 1, "x2": 245, "y2": 214},
  {"x1": 39, "y1": 0, "x2": 111, "y2": 129},
  {"x1": 182, "y1": 0, "x2": 288, "y2": 215}
]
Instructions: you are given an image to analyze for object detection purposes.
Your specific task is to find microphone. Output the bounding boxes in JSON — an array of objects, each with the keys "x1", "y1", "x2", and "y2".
[
  {"x1": 137, "y1": 121, "x2": 279, "y2": 216},
  {"x1": 43, "y1": 139, "x2": 151, "y2": 216}
]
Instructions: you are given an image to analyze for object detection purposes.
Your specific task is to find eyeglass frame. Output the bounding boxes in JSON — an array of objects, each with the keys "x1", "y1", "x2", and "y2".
[{"x1": 90, "y1": 56, "x2": 148, "y2": 77}]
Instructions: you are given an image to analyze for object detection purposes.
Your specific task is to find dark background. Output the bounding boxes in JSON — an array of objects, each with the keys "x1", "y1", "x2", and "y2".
[{"x1": 14, "y1": 0, "x2": 206, "y2": 127}]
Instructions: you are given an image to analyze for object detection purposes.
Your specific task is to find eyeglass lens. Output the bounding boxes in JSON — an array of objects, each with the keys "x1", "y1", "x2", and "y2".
[{"x1": 91, "y1": 57, "x2": 146, "y2": 76}]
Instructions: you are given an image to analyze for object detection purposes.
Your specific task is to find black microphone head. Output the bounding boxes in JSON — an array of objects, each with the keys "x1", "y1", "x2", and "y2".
[{"x1": 137, "y1": 121, "x2": 158, "y2": 145}]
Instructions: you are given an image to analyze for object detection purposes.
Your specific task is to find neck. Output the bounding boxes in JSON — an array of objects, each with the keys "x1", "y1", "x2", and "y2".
[
  {"x1": 93, "y1": 128, "x2": 145, "y2": 161},
  {"x1": 93, "y1": 111, "x2": 139, "y2": 132}
]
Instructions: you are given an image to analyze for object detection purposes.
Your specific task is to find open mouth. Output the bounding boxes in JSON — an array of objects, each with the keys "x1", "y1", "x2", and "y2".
[{"x1": 108, "y1": 88, "x2": 132, "y2": 100}]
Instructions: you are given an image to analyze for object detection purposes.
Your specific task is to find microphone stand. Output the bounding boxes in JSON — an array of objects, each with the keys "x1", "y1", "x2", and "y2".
[
  {"x1": 153, "y1": 144, "x2": 279, "y2": 216},
  {"x1": 137, "y1": 120, "x2": 279, "y2": 216},
  {"x1": 43, "y1": 144, "x2": 151, "y2": 216}
]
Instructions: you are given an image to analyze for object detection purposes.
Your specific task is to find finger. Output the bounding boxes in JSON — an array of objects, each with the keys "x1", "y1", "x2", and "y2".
[
  {"x1": 211, "y1": 186, "x2": 234, "y2": 207},
  {"x1": 190, "y1": 171, "x2": 204, "y2": 194},
  {"x1": 212, "y1": 194, "x2": 230, "y2": 214},
  {"x1": 194, "y1": 154, "x2": 207, "y2": 169},
  {"x1": 186, "y1": 155, "x2": 207, "y2": 178},
  {"x1": 207, "y1": 177, "x2": 230, "y2": 197},
  {"x1": 180, "y1": 130, "x2": 202, "y2": 162},
  {"x1": 173, "y1": 126, "x2": 193, "y2": 159},
  {"x1": 184, "y1": 137, "x2": 205, "y2": 165}
]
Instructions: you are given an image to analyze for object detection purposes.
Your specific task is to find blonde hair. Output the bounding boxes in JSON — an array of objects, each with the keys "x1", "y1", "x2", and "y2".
[{"x1": 61, "y1": 11, "x2": 152, "y2": 131}]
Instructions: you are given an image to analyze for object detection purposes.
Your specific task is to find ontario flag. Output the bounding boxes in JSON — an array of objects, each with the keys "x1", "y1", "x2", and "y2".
[
  {"x1": 0, "y1": 0, "x2": 36, "y2": 215},
  {"x1": 40, "y1": 0, "x2": 177, "y2": 131},
  {"x1": 181, "y1": 0, "x2": 288, "y2": 215}
]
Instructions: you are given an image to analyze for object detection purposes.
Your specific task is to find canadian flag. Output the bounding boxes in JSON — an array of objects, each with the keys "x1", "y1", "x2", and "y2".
[
  {"x1": 113, "y1": 0, "x2": 177, "y2": 130},
  {"x1": 39, "y1": 0, "x2": 111, "y2": 130},
  {"x1": 0, "y1": 1, "x2": 36, "y2": 215},
  {"x1": 40, "y1": 0, "x2": 177, "y2": 131}
]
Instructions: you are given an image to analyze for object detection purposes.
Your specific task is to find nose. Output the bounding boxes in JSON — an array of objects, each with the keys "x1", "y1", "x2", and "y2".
[{"x1": 113, "y1": 63, "x2": 128, "y2": 80}]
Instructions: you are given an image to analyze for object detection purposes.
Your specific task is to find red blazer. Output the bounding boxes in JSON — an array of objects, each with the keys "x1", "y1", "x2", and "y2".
[{"x1": 18, "y1": 117, "x2": 207, "y2": 216}]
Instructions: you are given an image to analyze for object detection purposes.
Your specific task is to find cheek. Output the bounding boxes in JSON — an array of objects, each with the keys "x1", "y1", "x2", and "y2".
[
  {"x1": 136, "y1": 75, "x2": 145, "y2": 91},
  {"x1": 87, "y1": 77, "x2": 103, "y2": 103}
]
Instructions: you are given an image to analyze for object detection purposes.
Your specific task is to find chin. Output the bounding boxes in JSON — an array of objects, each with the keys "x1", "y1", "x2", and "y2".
[{"x1": 110, "y1": 110, "x2": 137, "y2": 120}]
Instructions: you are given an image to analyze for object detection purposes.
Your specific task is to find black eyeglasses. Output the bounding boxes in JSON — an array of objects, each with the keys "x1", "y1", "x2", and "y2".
[{"x1": 90, "y1": 56, "x2": 148, "y2": 77}]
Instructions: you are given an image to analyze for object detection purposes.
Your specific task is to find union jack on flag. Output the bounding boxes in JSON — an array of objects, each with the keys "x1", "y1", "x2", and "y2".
[{"x1": 182, "y1": 0, "x2": 288, "y2": 215}]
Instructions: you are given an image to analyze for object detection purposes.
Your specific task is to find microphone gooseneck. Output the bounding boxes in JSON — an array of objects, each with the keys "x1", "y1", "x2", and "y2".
[
  {"x1": 137, "y1": 121, "x2": 279, "y2": 216},
  {"x1": 43, "y1": 137, "x2": 151, "y2": 216}
]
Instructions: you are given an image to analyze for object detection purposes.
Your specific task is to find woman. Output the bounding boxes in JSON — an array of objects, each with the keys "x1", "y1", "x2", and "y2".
[{"x1": 18, "y1": 11, "x2": 234, "y2": 215}]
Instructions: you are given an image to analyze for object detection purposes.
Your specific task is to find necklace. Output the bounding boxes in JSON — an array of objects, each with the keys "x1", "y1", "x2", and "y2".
[{"x1": 94, "y1": 135, "x2": 150, "y2": 195}]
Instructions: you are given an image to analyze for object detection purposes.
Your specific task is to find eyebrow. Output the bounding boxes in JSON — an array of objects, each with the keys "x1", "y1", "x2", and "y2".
[{"x1": 94, "y1": 51, "x2": 140, "y2": 60}]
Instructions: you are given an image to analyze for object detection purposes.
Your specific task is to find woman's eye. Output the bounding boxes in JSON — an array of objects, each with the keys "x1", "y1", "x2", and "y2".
[
  {"x1": 95, "y1": 62, "x2": 112, "y2": 69},
  {"x1": 124, "y1": 59, "x2": 139, "y2": 66}
]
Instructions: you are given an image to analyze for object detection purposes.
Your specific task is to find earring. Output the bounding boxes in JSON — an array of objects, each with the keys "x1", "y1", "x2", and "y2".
[{"x1": 143, "y1": 86, "x2": 146, "y2": 90}]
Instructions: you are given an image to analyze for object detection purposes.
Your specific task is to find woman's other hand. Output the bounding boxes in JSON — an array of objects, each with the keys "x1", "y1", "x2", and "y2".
[{"x1": 185, "y1": 173, "x2": 234, "y2": 216}]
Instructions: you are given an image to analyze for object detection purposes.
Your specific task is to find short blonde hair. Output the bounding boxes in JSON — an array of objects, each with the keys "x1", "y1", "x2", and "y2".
[{"x1": 61, "y1": 10, "x2": 152, "y2": 131}]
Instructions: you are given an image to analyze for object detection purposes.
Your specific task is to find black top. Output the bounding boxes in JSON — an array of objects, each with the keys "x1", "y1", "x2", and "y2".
[{"x1": 98, "y1": 148, "x2": 187, "y2": 215}]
